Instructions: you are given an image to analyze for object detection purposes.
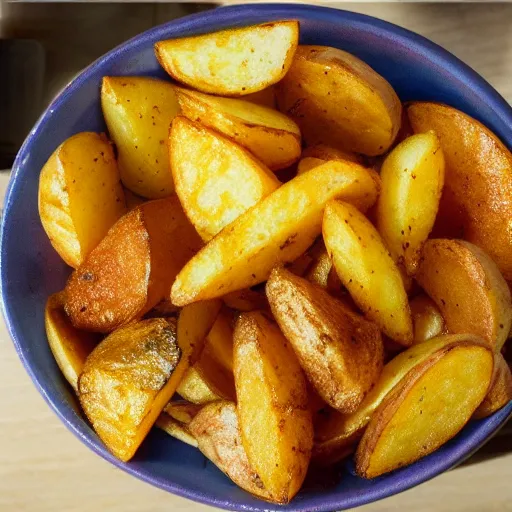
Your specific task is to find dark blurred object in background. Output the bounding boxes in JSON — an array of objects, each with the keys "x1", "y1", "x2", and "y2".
[{"x1": 0, "y1": 39, "x2": 45, "y2": 168}]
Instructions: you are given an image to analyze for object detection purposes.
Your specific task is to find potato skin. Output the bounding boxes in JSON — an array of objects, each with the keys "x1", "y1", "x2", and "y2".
[
  {"x1": 407, "y1": 102, "x2": 512, "y2": 281},
  {"x1": 170, "y1": 116, "x2": 280, "y2": 241},
  {"x1": 79, "y1": 318, "x2": 181, "y2": 461},
  {"x1": 234, "y1": 311, "x2": 313, "y2": 504},
  {"x1": 39, "y1": 132, "x2": 126, "y2": 268},
  {"x1": 189, "y1": 401, "x2": 272, "y2": 501},
  {"x1": 175, "y1": 88, "x2": 301, "y2": 171},
  {"x1": 276, "y1": 46, "x2": 401, "y2": 156},
  {"x1": 377, "y1": 131, "x2": 445, "y2": 275},
  {"x1": 65, "y1": 195, "x2": 201, "y2": 332},
  {"x1": 410, "y1": 294, "x2": 446, "y2": 344},
  {"x1": 416, "y1": 239, "x2": 512, "y2": 350},
  {"x1": 267, "y1": 267, "x2": 383, "y2": 413},
  {"x1": 356, "y1": 340, "x2": 493, "y2": 478},
  {"x1": 45, "y1": 292, "x2": 99, "y2": 391},
  {"x1": 155, "y1": 21, "x2": 299, "y2": 96},
  {"x1": 101, "y1": 76, "x2": 179, "y2": 199},
  {"x1": 171, "y1": 160, "x2": 380, "y2": 306}
]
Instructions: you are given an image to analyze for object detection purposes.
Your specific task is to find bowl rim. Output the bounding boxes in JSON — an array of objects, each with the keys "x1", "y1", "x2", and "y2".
[{"x1": 2, "y1": 4, "x2": 512, "y2": 512}]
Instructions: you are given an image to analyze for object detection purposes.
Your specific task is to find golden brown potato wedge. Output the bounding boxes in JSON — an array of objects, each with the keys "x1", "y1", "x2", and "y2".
[
  {"x1": 79, "y1": 318, "x2": 183, "y2": 461},
  {"x1": 234, "y1": 311, "x2": 313, "y2": 504},
  {"x1": 407, "y1": 102, "x2": 512, "y2": 280},
  {"x1": 297, "y1": 157, "x2": 325, "y2": 175},
  {"x1": 45, "y1": 292, "x2": 99, "y2": 391},
  {"x1": 156, "y1": 413, "x2": 198, "y2": 447},
  {"x1": 65, "y1": 196, "x2": 202, "y2": 332},
  {"x1": 175, "y1": 88, "x2": 301, "y2": 171},
  {"x1": 302, "y1": 144, "x2": 362, "y2": 165},
  {"x1": 39, "y1": 132, "x2": 126, "y2": 268},
  {"x1": 377, "y1": 132, "x2": 445, "y2": 275},
  {"x1": 356, "y1": 339, "x2": 493, "y2": 478},
  {"x1": 276, "y1": 46, "x2": 401, "y2": 156},
  {"x1": 267, "y1": 267, "x2": 383, "y2": 413},
  {"x1": 169, "y1": 116, "x2": 281, "y2": 241},
  {"x1": 189, "y1": 401, "x2": 272, "y2": 501},
  {"x1": 177, "y1": 309, "x2": 235, "y2": 404},
  {"x1": 312, "y1": 334, "x2": 473, "y2": 463},
  {"x1": 101, "y1": 76, "x2": 179, "y2": 199},
  {"x1": 223, "y1": 288, "x2": 268, "y2": 312},
  {"x1": 155, "y1": 21, "x2": 299, "y2": 96},
  {"x1": 474, "y1": 353, "x2": 512, "y2": 419},
  {"x1": 323, "y1": 200, "x2": 413, "y2": 345},
  {"x1": 410, "y1": 294, "x2": 446, "y2": 344},
  {"x1": 124, "y1": 188, "x2": 146, "y2": 210},
  {"x1": 171, "y1": 160, "x2": 380, "y2": 306},
  {"x1": 416, "y1": 239, "x2": 512, "y2": 350},
  {"x1": 304, "y1": 242, "x2": 332, "y2": 289},
  {"x1": 144, "y1": 299, "x2": 180, "y2": 319},
  {"x1": 163, "y1": 400, "x2": 202, "y2": 424}
]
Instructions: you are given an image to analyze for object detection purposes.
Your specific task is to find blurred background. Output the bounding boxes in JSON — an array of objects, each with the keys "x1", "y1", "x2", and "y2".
[{"x1": 0, "y1": 2, "x2": 511, "y2": 169}]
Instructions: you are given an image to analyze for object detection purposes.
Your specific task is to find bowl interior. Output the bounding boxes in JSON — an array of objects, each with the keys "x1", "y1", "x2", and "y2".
[{"x1": 2, "y1": 4, "x2": 512, "y2": 512}]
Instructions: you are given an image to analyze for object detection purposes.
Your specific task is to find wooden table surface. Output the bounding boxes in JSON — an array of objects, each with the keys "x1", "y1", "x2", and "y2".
[{"x1": 1, "y1": 3, "x2": 512, "y2": 512}]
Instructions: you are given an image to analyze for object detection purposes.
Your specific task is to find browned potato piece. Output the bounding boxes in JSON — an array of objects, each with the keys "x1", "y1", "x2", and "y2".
[
  {"x1": 356, "y1": 339, "x2": 493, "y2": 478},
  {"x1": 474, "y1": 353, "x2": 512, "y2": 419},
  {"x1": 144, "y1": 299, "x2": 180, "y2": 319},
  {"x1": 377, "y1": 132, "x2": 445, "y2": 275},
  {"x1": 45, "y1": 292, "x2": 99, "y2": 391},
  {"x1": 175, "y1": 88, "x2": 301, "y2": 171},
  {"x1": 155, "y1": 21, "x2": 299, "y2": 96},
  {"x1": 223, "y1": 289, "x2": 268, "y2": 312},
  {"x1": 101, "y1": 76, "x2": 179, "y2": 199},
  {"x1": 305, "y1": 244, "x2": 332, "y2": 289},
  {"x1": 276, "y1": 46, "x2": 401, "y2": 156},
  {"x1": 189, "y1": 401, "x2": 272, "y2": 501},
  {"x1": 65, "y1": 196, "x2": 202, "y2": 332},
  {"x1": 39, "y1": 132, "x2": 126, "y2": 268},
  {"x1": 302, "y1": 144, "x2": 362, "y2": 165},
  {"x1": 124, "y1": 188, "x2": 146, "y2": 210},
  {"x1": 171, "y1": 160, "x2": 380, "y2": 306},
  {"x1": 267, "y1": 267, "x2": 383, "y2": 413},
  {"x1": 416, "y1": 239, "x2": 512, "y2": 350},
  {"x1": 297, "y1": 157, "x2": 326, "y2": 175},
  {"x1": 312, "y1": 334, "x2": 475, "y2": 464},
  {"x1": 163, "y1": 400, "x2": 202, "y2": 424},
  {"x1": 170, "y1": 116, "x2": 281, "y2": 241},
  {"x1": 244, "y1": 86, "x2": 277, "y2": 108},
  {"x1": 234, "y1": 311, "x2": 313, "y2": 503},
  {"x1": 79, "y1": 318, "x2": 182, "y2": 461},
  {"x1": 323, "y1": 200, "x2": 413, "y2": 345},
  {"x1": 410, "y1": 294, "x2": 446, "y2": 344},
  {"x1": 407, "y1": 102, "x2": 512, "y2": 280},
  {"x1": 156, "y1": 413, "x2": 198, "y2": 447}
]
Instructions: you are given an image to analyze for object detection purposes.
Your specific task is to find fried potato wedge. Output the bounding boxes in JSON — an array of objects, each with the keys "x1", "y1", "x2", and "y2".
[
  {"x1": 377, "y1": 132, "x2": 445, "y2": 275},
  {"x1": 156, "y1": 413, "x2": 198, "y2": 447},
  {"x1": 155, "y1": 21, "x2": 299, "y2": 96},
  {"x1": 39, "y1": 132, "x2": 126, "y2": 268},
  {"x1": 474, "y1": 353, "x2": 512, "y2": 419},
  {"x1": 302, "y1": 144, "x2": 362, "y2": 165},
  {"x1": 189, "y1": 401, "x2": 272, "y2": 501},
  {"x1": 223, "y1": 288, "x2": 268, "y2": 312},
  {"x1": 163, "y1": 400, "x2": 202, "y2": 424},
  {"x1": 416, "y1": 239, "x2": 512, "y2": 350},
  {"x1": 297, "y1": 157, "x2": 325, "y2": 175},
  {"x1": 276, "y1": 46, "x2": 401, "y2": 156},
  {"x1": 171, "y1": 160, "x2": 380, "y2": 306},
  {"x1": 124, "y1": 188, "x2": 146, "y2": 210},
  {"x1": 234, "y1": 311, "x2": 313, "y2": 504},
  {"x1": 178, "y1": 309, "x2": 235, "y2": 404},
  {"x1": 356, "y1": 339, "x2": 493, "y2": 478},
  {"x1": 79, "y1": 318, "x2": 183, "y2": 461},
  {"x1": 244, "y1": 86, "x2": 277, "y2": 109},
  {"x1": 45, "y1": 292, "x2": 99, "y2": 391},
  {"x1": 65, "y1": 196, "x2": 202, "y2": 332},
  {"x1": 313, "y1": 334, "x2": 484, "y2": 464},
  {"x1": 323, "y1": 200, "x2": 413, "y2": 345},
  {"x1": 267, "y1": 267, "x2": 383, "y2": 413},
  {"x1": 176, "y1": 88, "x2": 301, "y2": 171},
  {"x1": 407, "y1": 102, "x2": 512, "y2": 280},
  {"x1": 101, "y1": 76, "x2": 179, "y2": 199},
  {"x1": 169, "y1": 116, "x2": 280, "y2": 241},
  {"x1": 410, "y1": 294, "x2": 446, "y2": 344}
]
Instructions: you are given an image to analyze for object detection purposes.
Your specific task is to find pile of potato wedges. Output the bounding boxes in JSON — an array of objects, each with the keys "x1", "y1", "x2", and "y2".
[{"x1": 39, "y1": 20, "x2": 512, "y2": 505}]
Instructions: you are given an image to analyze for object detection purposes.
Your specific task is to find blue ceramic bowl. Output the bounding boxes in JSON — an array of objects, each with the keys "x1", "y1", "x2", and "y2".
[{"x1": 2, "y1": 4, "x2": 512, "y2": 511}]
